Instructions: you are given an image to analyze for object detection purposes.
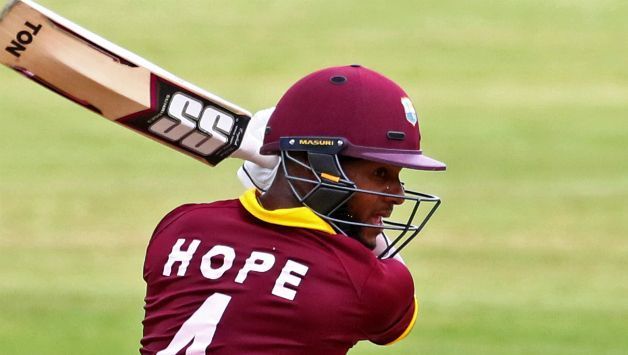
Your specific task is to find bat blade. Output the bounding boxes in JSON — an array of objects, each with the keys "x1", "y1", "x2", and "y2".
[{"x1": 1, "y1": 0, "x2": 273, "y2": 167}]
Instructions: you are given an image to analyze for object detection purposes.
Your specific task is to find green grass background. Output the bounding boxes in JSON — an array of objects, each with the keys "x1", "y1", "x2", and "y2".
[{"x1": 1, "y1": 0, "x2": 627, "y2": 353}]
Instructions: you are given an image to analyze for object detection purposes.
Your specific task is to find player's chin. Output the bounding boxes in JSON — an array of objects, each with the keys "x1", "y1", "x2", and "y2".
[{"x1": 359, "y1": 226, "x2": 383, "y2": 250}]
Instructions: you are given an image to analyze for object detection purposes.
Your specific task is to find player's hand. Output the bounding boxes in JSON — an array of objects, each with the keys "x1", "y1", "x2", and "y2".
[
  {"x1": 237, "y1": 158, "x2": 279, "y2": 192},
  {"x1": 237, "y1": 108, "x2": 280, "y2": 191},
  {"x1": 231, "y1": 107, "x2": 280, "y2": 169}
]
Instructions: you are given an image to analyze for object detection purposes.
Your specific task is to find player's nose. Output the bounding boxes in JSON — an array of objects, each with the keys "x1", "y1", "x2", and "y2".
[{"x1": 384, "y1": 181, "x2": 404, "y2": 205}]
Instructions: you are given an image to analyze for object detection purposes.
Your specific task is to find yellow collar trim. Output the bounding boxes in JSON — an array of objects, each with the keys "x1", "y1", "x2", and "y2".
[{"x1": 239, "y1": 189, "x2": 335, "y2": 235}]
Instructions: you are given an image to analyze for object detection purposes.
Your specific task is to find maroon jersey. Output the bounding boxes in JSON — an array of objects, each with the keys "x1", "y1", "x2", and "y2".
[{"x1": 141, "y1": 189, "x2": 417, "y2": 354}]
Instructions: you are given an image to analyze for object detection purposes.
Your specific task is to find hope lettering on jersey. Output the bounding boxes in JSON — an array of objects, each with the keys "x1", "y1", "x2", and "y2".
[{"x1": 162, "y1": 238, "x2": 309, "y2": 301}]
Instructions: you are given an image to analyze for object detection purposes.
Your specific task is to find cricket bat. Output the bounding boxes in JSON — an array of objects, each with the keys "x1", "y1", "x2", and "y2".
[{"x1": 0, "y1": 0, "x2": 276, "y2": 168}]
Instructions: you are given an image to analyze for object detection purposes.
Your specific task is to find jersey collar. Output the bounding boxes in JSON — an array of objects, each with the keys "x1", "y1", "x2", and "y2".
[{"x1": 239, "y1": 189, "x2": 335, "y2": 235}]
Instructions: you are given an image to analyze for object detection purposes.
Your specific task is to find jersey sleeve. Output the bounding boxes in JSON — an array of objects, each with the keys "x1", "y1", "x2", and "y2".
[
  {"x1": 359, "y1": 258, "x2": 417, "y2": 345},
  {"x1": 143, "y1": 203, "x2": 201, "y2": 280},
  {"x1": 150, "y1": 204, "x2": 200, "y2": 236}
]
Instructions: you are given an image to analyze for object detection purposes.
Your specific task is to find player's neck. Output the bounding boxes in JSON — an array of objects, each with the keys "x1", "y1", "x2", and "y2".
[{"x1": 258, "y1": 176, "x2": 303, "y2": 210}]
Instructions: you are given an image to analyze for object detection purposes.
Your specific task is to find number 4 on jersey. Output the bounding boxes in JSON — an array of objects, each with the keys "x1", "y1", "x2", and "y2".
[{"x1": 157, "y1": 293, "x2": 231, "y2": 355}]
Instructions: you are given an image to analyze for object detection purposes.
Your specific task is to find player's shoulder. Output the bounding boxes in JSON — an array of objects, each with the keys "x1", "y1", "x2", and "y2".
[
  {"x1": 355, "y1": 256, "x2": 415, "y2": 344},
  {"x1": 328, "y1": 237, "x2": 412, "y2": 294},
  {"x1": 327, "y1": 240, "x2": 415, "y2": 342},
  {"x1": 363, "y1": 258, "x2": 413, "y2": 297},
  {"x1": 152, "y1": 199, "x2": 240, "y2": 236},
  {"x1": 361, "y1": 254, "x2": 413, "y2": 300}
]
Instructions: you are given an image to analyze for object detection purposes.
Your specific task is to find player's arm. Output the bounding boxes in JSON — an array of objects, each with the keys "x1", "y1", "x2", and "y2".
[{"x1": 360, "y1": 259, "x2": 417, "y2": 345}]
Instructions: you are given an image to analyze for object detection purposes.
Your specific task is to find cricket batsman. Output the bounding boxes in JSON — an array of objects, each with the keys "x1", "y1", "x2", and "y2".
[{"x1": 141, "y1": 64, "x2": 446, "y2": 354}]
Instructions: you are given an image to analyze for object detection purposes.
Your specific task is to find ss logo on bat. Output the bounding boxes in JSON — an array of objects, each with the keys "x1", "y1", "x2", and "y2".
[{"x1": 149, "y1": 92, "x2": 234, "y2": 156}]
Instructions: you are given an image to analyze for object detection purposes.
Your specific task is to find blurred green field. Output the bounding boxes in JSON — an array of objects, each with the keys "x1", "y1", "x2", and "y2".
[{"x1": 1, "y1": 0, "x2": 627, "y2": 353}]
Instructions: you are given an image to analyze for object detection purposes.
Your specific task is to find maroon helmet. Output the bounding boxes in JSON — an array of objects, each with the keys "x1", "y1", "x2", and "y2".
[
  {"x1": 261, "y1": 64, "x2": 445, "y2": 171},
  {"x1": 262, "y1": 65, "x2": 445, "y2": 258}
]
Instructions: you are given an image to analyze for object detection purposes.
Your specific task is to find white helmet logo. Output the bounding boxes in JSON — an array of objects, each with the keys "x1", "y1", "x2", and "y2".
[{"x1": 401, "y1": 97, "x2": 418, "y2": 126}]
